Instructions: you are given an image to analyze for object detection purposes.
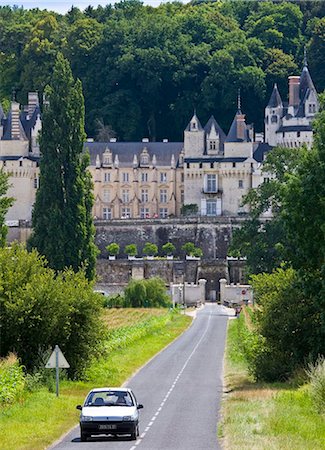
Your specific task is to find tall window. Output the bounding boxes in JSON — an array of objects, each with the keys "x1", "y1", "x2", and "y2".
[
  {"x1": 141, "y1": 172, "x2": 148, "y2": 182},
  {"x1": 103, "y1": 189, "x2": 110, "y2": 202},
  {"x1": 209, "y1": 141, "x2": 216, "y2": 150},
  {"x1": 122, "y1": 172, "x2": 129, "y2": 183},
  {"x1": 141, "y1": 189, "x2": 148, "y2": 203},
  {"x1": 34, "y1": 177, "x2": 39, "y2": 189},
  {"x1": 160, "y1": 172, "x2": 167, "y2": 182},
  {"x1": 206, "y1": 174, "x2": 217, "y2": 192},
  {"x1": 238, "y1": 180, "x2": 243, "y2": 189},
  {"x1": 159, "y1": 208, "x2": 168, "y2": 218},
  {"x1": 181, "y1": 190, "x2": 184, "y2": 203},
  {"x1": 160, "y1": 189, "x2": 167, "y2": 203},
  {"x1": 121, "y1": 207, "x2": 131, "y2": 218},
  {"x1": 104, "y1": 172, "x2": 110, "y2": 183},
  {"x1": 103, "y1": 207, "x2": 112, "y2": 220},
  {"x1": 140, "y1": 207, "x2": 150, "y2": 219},
  {"x1": 122, "y1": 189, "x2": 129, "y2": 203},
  {"x1": 206, "y1": 200, "x2": 217, "y2": 216}
]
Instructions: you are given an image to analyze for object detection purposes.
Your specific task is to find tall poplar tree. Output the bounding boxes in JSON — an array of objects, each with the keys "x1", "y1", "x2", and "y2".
[{"x1": 28, "y1": 53, "x2": 98, "y2": 280}]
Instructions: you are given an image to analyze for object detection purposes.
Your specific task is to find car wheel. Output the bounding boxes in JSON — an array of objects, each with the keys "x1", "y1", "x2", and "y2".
[
  {"x1": 131, "y1": 425, "x2": 137, "y2": 440},
  {"x1": 137, "y1": 425, "x2": 140, "y2": 437},
  {"x1": 80, "y1": 432, "x2": 89, "y2": 442}
]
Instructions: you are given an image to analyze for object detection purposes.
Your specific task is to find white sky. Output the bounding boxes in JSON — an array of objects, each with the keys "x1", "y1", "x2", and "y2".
[{"x1": 0, "y1": 1, "x2": 170, "y2": 13}]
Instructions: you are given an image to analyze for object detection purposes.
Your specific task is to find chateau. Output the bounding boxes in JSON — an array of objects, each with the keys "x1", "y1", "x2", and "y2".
[{"x1": 0, "y1": 61, "x2": 318, "y2": 224}]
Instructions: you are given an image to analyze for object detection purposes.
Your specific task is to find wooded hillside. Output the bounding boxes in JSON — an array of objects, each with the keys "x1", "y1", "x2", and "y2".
[{"x1": 0, "y1": 0, "x2": 324, "y2": 141}]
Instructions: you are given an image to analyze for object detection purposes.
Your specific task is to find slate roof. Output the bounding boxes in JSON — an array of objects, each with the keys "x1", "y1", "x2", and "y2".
[
  {"x1": 85, "y1": 142, "x2": 184, "y2": 167},
  {"x1": 276, "y1": 125, "x2": 312, "y2": 133},
  {"x1": 20, "y1": 107, "x2": 41, "y2": 140},
  {"x1": 253, "y1": 143, "x2": 273, "y2": 163},
  {"x1": 184, "y1": 157, "x2": 247, "y2": 163},
  {"x1": 225, "y1": 110, "x2": 251, "y2": 143},
  {"x1": 204, "y1": 115, "x2": 226, "y2": 143},
  {"x1": 267, "y1": 84, "x2": 283, "y2": 108}
]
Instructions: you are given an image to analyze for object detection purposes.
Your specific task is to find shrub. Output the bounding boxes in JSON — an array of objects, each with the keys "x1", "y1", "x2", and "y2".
[
  {"x1": 181, "y1": 242, "x2": 196, "y2": 256},
  {"x1": 181, "y1": 204, "x2": 198, "y2": 216},
  {"x1": 193, "y1": 247, "x2": 203, "y2": 258},
  {"x1": 162, "y1": 242, "x2": 176, "y2": 256},
  {"x1": 124, "y1": 277, "x2": 171, "y2": 307},
  {"x1": 0, "y1": 354, "x2": 25, "y2": 405},
  {"x1": 124, "y1": 244, "x2": 137, "y2": 256},
  {"x1": 307, "y1": 357, "x2": 325, "y2": 414},
  {"x1": 143, "y1": 242, "x2": 158, "y2": 256},
  {"x1": 106, "y1": 242, "x2": 120, "y2": 256}
]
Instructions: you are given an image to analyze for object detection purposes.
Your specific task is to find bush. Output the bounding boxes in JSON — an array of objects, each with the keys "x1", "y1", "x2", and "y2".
[
  {"x1": 106, "y1": 242, "x2": 120, "y2": 256},
  {"x1": 102, "y1": 293, "x2": 125, "y2": 308},
  {"x1": 124, "y1": 244, "x2": 137, "y2": 256},
  {"x1": 0, "y1": 354, "x2": 25, "y2": 405},
  {"x1": 307, "y1": 357, "x2": 325, "y2": 414},
  {"x1": 181, "y1": 204, "x2": 198, "y2": 216},
  {"x1": 162, "y1": 242, "x2": 176, "y2": 256},
  {"x1": 181, "y1": 242, "x2": 202, "y2": 257},
  {"x1": 124, "y1": 277, "x2": 171, "y2": 308},
  {"x1": 0, "y1": 244, "x2": 103, "y2": 378},
  {"x1": 248, "y1": 268, "x2": 324, "y2": 381},
  {"x1": 143, "y1": 242, "x2": 158, "y2": 256}
]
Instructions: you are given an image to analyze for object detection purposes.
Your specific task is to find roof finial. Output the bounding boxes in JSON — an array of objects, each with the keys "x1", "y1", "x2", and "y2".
[
  {"x1": 304, "y1": 46, "x2": 308, "y2": 67},
  {"x1": 12, "y1": 87, "x2": 17, "y2": 102},
  {"x1": 237, "y1": 88, "x2": 241, "y2": 111}
]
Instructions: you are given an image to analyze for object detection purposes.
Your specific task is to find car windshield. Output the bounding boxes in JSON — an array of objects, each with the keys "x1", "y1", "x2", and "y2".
[{"x1": 85, "y1": 391, "x2": 134, "y2": 407}]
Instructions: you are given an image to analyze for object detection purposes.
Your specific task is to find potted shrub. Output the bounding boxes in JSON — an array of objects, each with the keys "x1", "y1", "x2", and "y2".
[
  {"x1": 182, "y1": 242, "x2": 202, "y2": 260},
  {"x1": 143, "y1": 242, "x2": 158, "y2": 259},
  {"x1": 125, "y1": 244, "x2": 138, "y2": 260},
  {"x1": 162, "y1": 242, "x2": 176, "y2": 260},
  {"x1": 106, "y1": 242, "x2": 120, "y2": 260}
]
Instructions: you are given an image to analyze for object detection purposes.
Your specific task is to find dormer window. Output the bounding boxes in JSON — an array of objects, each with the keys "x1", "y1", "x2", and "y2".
[
  {"x1": 140, "y1": 147, "x2": 150, "y2": 166},
  {"x1": 209, "y1": 141, "x2": 216, "y2": 150},
  {"x1": 192, "y1": 122, "x2": 196, "y2": 130},
  {"x1": 309, "y1": 104, "x2": 316, "y2": 114},
  {"x1": 102, "y1": 148, "x2": 112, "y2": 167}
]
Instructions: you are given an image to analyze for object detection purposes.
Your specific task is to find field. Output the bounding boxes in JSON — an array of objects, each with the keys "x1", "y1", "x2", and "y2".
[
  {"x1": 0, "y1": 308, "x2": 191, "y2": 450},
  {"x1": 220, "y1": 314, "x2": 325, "y2": 450}
]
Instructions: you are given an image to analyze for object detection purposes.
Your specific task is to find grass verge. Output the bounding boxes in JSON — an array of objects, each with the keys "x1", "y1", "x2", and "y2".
[
  {"x1": 0, "y1": 309, "x2": 191, "y2": 450},
  {"x1": 220, "y1": 315, "x2": 325, "y2": 450}
]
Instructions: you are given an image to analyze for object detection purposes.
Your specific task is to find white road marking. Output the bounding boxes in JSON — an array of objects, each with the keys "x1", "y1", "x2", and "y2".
[{"x1": 129, "y1": 312, "x2": 212, "y2": 450}]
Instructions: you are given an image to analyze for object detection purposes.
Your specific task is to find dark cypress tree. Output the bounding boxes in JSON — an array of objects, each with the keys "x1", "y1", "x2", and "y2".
[{"x1": 28, "y1": 53, "x2": 98, "y2": 280}]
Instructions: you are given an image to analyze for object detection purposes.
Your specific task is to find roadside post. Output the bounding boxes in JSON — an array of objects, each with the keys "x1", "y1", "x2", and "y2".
[{"x1": 45, "y1": 345, "x2": 70, "y2": 397}]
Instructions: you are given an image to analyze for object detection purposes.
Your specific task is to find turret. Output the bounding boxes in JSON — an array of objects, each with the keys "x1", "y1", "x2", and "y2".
[
  {"x1": 265, "y1": 83, "x2": 283, "y2": 146},
  {"x1": 184, "y1": 112, "x2": 205, "y2": 157}
]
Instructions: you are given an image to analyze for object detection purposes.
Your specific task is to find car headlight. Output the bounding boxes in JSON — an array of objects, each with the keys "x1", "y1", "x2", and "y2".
[
  {"x1": 81, "y1": 415, "x2": 93, "y2": 422},
  {"x1": 123, "y1": 416, "x2": 132, "y2": 421}
]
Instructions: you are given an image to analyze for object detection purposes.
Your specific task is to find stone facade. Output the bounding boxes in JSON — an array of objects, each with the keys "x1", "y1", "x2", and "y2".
[{"x1": 0, "y1": 61, "x2": 318, "y2": 225}]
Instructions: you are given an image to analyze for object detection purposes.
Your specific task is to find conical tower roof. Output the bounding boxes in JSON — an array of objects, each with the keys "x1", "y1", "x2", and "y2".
[
  {"x1": 225, "y1": 110, "x2": 249, "y2": 143},
  {"x1": 185, "y1": 112, "x2": 203, "y2": 132},
  {"x1": 267, "y1": 83, "x2": 283, "y2": 108}
]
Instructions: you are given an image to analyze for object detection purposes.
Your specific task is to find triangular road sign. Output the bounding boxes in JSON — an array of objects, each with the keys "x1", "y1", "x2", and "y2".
[{"x1": 45, "y1": 346, "x2": 70, "y2": 368}]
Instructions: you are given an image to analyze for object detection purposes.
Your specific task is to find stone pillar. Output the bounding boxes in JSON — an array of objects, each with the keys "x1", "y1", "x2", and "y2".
[{"x1": 198, "y1": 278, "x2": 207, "y2": 304}]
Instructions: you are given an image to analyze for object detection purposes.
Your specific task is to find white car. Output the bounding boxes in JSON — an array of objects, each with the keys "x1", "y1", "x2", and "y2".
[{"x1": 76, "y1": 387, "x2": 143, "y2": 441}]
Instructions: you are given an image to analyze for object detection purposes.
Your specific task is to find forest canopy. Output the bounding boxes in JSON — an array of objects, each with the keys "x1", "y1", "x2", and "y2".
[{"x1": 0, "y1": 0, "x2": 324, "y2": 141}]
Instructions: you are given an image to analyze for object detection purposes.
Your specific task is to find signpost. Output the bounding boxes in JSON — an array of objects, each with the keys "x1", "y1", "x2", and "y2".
[{"x1": 45, "y1": 345, "x2": 70, "y2": 397}]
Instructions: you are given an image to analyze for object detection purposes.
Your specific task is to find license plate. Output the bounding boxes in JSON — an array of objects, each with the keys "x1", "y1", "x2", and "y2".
[{"x1": 99, "y1": 424, "x2": 117, "y2": 430}]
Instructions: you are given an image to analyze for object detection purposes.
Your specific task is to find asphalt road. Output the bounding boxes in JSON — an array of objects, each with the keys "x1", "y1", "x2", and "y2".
[{"x1": 51, "y1": 303, "x2": 231, "y2": 450}]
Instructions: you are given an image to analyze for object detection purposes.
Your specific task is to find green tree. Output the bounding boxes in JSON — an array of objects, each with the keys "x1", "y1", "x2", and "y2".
[
  {"x1": 28, "y1": 53, "x2": 98, "y2": 280},
  {"x1": 106, "y1": 242, "x2": 120, "y2": 256},
  {"x1": 124, "y1": 243, "x2": 137, "y2": 257}
]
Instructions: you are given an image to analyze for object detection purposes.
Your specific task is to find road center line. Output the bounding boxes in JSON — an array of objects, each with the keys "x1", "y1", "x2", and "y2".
[{"x1": 129, "y1": 312, "x2": 212, "y2": 450}]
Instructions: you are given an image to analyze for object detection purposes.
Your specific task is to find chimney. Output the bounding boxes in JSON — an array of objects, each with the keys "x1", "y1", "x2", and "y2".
[
  {"x1": 11, "y1": 102, "x2": 21, "y2": 140},
  {"x1": 236, "y1": 114, "x2": 246, "y2": 141},
  {"x1": 142, "y1": 138, "x2": 149, "y2": 143},
  {"x1": 110, "y1": 138, "x2": 117, "y2": 142},
  {"x1": 163, "y1": 139, "x2": 168, "y2": 143},
  {"x1": 28, "y1": 92, "x2": 39, "y2": 119},
  {"x1": 288, "y1": 76, "x2": 300, "y2": 107}
]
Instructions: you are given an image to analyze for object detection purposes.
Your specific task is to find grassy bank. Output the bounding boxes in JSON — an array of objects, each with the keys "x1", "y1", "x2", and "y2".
[
  {"x1": 0, "y1": 308, "x2": 191, "y2": 450},
  {"x1": 220, "y1": 314, "x2": 325, "y2": 449}
]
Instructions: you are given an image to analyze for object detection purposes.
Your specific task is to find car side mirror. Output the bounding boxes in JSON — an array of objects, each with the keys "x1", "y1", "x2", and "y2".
[
  {"x1": 76, "y1": 405, "x2": 82, "y2": 410},
  {"x1": 137, "y1": 404, "x2": 143, "y2": 409}
]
